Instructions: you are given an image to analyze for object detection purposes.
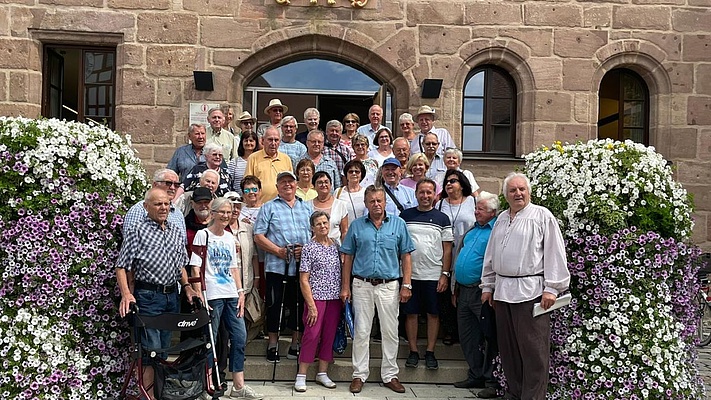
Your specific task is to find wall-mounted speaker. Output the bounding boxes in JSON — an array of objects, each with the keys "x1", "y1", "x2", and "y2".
[
  {"x1": 193, "y1": 71, "x2": 214, "y2": 91},
  {"x1": 421, "y1": 79, "x2": 443, "y2": 99}
]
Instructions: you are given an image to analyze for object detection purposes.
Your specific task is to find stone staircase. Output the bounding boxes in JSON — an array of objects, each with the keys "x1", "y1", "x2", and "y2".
[{"x1": 241, "y1": 336, "x2": 469, "y2": 383}]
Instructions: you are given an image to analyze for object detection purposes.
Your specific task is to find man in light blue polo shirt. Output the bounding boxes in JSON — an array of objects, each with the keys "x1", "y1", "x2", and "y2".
[
  {"x1": 340, "y1": 185, "x2": 415, "y2": 395},
  {"x1": 254, "y1": 171, "x2": 313, "y2": 363},
  {"x1": 452, "y1": 191, "x2": 500, "y2": 398},
  {"x1": 377, "y1": 158, "x2": 416, "y2": 217}
]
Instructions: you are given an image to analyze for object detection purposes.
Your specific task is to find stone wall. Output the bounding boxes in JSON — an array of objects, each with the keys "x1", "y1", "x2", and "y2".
[{"x1": 0, "y1": 0, "x2": 709, "y2": 249}]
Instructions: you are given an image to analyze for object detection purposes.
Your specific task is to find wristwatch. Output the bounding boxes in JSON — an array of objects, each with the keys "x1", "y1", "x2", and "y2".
[
  {"x1": 441, "y1": 271, "x2": 451, "y2": 278},
  {"x1": 402, "y1": 283, "x2": 413, "y2": 290}
]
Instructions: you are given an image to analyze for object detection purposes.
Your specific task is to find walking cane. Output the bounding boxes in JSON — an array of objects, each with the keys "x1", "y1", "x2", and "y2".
[{"x1": 271, "y1": 244, "x2": 294, "y2": 382}]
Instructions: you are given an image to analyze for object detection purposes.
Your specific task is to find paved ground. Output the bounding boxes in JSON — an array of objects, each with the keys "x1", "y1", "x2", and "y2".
[{"x1": 209, "y1": 346, "x2": 711, "y2": 399}]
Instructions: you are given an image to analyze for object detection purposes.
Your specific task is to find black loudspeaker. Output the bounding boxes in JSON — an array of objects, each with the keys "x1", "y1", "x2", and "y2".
[
  {"x1": 421, "y1": 79, "x2": 443, "y2": 99},
  {"x1": 193, "y1": 71, "x2": 214, "y2": 91}
]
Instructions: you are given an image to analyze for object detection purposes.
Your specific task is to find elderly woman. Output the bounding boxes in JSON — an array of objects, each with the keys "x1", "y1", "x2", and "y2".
[
  {"x1": 238, "y1": 175, "x2": 263, "y2": 225},
  {"x1": 228, "y1": 130, "x2": 261, "y2": 196},
  {"x1": 351, "y1": 134, "x2": 378, "y2": 187},
  {"x1": 310, "y1": 171, "x2": 348, "y2": 245},
  {"x1": 400, "y1": 153, "x2": 442, "y2": 195},
  {"x1": 177, "y1": 142, "x2": 231, "y2": 198},
  {"x1": 367, "y1": 127, "x2": 395, "y2": 166},
  {"x1": 398, "y1": 113, "x2": 417, "y2": 141},
  {"x1": 444, "y1": 148, "x2": 480, "y2": 196},
  {"x1": 296, "y1": 107, "x2": 320, "y2": 144},
  {"x1": 341, "y1": 113, "x2": 360, "y2": 146},
  {"x1": 295, "y1": 159, "x2": 318, "y2": 201},
  {"x1": 293, "y1": 211, "x2": 343, "y2": 392},
  {"x1": 335, "y1": 159, "x2": 367, "y2": 224},
  {"x1": 189, "y1": 197, "x2": 263, "y2": 400}
]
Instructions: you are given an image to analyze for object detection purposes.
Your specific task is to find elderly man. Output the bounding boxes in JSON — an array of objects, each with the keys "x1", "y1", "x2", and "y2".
[
  {"x1": 185, "y1": 187, "x2": 212, "y2": 247},
  {"x1": 278, "y1": 116, "x2": 307, "y2": 171},
  {"x1": 305, "y1": 130, "x2": 341, "y2": 191},
  {"x1": 167, "y1": 123, "x2": 207, "y2": 181},
  {"x1": 323, "y1": 120, "x2": 355, "y2": 184},
  {"x1": 356, "y1": 105, "x2": 386, "y2": 149},
  {"x1": 421, "y1": 132, "x2": 448, "y2": 184},
  {"x1": 340, "y1": 185, "x2": 415, "y2": 394},
  {"x1": 295, "y1": 107, "x2": 320, "y2": 145},
  {"x1": 481, "y1": 173, "x2": 570, "y2": 400},
  {"x1": 116, "y1": 188, "x2": 199, "y2": 398},
  {"x1": 410, "y1": 105, "x2": 455, "y2": 156},
  {"x1": 207, "y1": 107, "x2": 237, "y2": 160},
  {"x1": 257, "y1": 99, "x2": 287, "y2": 138},
  {"x1": 400, "y1": 178, "x2": 453, "y2": 371},
  {"x1": 392, "y1": 137, "x2": 411, "y2": 169},
  {"x1": 378, "y1": 158, "x2": 416, "y2": 216},
  {"x1": 452, "y1": 191, "x2": 500, "y2": 398},
  {"x1": 254, "y1": 171, "x2": 313, "y2": 362},
  {"x1": 123, "y1": 169, "x2": 186, "y2": 238},
  {"x1": 246, "y1": 126, "x2": 293, "y2": 203},
  {"x1": 237, "y1": 111, "x2": 256, "y2": 134}
]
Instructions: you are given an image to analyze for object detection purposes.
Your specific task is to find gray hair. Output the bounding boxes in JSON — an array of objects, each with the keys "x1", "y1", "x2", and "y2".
[
  {"x1": 307, "y1": 130, "x2": 325, "y2": 141},
  {"x1": 203, "y1": 142, "x2": 223, "y2": 156},
  {"x1": 188, "y1": 123, "x2": 205, "y2": 135},
  {"x1": 393, "y1": 137, "x2": 411, "y2": 148},
  {"x1": 264, "y1": 125, "x2": 282, "y2": 139},
  {"x1": 502, "y1": 172, "x2": 531, "y2": 194},
  {"x1": 444, "y1": 147, "x2": 463, "y2": 163},
  {"x1": 398, "y1": 113, "x2": 414, "y2": 124},
  {"x1": 304, "y1": 107, "x2": 320, "y2": 119},
  {"x1": 208, "y1": 197, "x2": 232, "y2": 227},
  {"x1": 199, "y1": 169, "x2": 220, "y2": 184},
  {"x1": 207, "y1": 107, "x2": 223, "y2": 117},
  {"x1": 153, "y1": 168, "x2": 178, "y2": 183},
  {"x1": 476, "y1": 191, "x2": 500, "y2": 213},
  {"x1": 325, "y1": 119, "x2": 342, "y2": 131},
  {"x1": 280, "y1": 115, "x2": 297, "y2": 126}
]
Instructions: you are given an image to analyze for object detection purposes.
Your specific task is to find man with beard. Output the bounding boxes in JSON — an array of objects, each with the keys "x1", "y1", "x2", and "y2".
[{"x1": 185, "y1": 187, "x2": 212, "y2": 247}]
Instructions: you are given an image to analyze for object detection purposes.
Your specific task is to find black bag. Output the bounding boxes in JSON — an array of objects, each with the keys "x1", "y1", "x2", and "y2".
[
  {"x1": 153, "y1": 349, "x2": 207, "y2": 400},
  {"x1": 333, "y1": 312, "x2": 348, "y2": 355}
]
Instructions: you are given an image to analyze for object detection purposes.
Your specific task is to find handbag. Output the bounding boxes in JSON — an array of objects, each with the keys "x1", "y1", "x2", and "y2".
[
  {"x1": 332, "y1": 312, "x2": 348, "y2": 355},
  {"x1": 244, "y1": 286, "x2": 264, "y2": 325},
  {"x1": 344, "y1": 299, "x2": 355, "y2": 338}
]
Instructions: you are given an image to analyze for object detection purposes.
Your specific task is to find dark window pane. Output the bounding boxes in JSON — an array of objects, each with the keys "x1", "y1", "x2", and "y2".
[
  {"x1": 462, "y1": 126, "x2": 483, "y2": 151},
  {"x1": 490, "y1": 98, "x2": 511, "y2": 125},
  {"x1": 464, "y1": 72, "x2": 484, "y2": 97},
  {"x1": 623, "y1": 75, "x2": 644, "y2": 100},
  {"x1": 463, "y1": 98, "x2": 484, "y2": 124},
  {"x1": 490, "y1": 126, "x2": 512, "y2": 152},
  {"x1": 489, "y1": 71, "x2": 513, "y2": 99},
  {"x1": 623, "y1": 101, "x2": 644, "y2": 128}
]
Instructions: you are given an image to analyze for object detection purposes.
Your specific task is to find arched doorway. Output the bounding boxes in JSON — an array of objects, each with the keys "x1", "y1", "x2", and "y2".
[{"x1": 243, "y1": 58, "x2": 393, "y2": 132}]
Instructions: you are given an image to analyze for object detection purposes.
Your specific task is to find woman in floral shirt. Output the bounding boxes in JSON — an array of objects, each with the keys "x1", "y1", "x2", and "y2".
[{"x1": 293, "y1": 211, "x2": 343, "y2": 392}]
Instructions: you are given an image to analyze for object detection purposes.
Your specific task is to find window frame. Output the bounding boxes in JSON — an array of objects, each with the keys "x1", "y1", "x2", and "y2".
[{"x1": 597, "y1": 68, "x2": 650, "y2": 145}]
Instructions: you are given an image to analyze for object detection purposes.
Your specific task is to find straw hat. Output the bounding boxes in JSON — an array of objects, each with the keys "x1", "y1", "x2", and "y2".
[
  {"x1": 237, "y1": 111, "x2": 256, "y2": 124},
  {"x1": 416, "y1": 105, "x2": 437, "y2": 120},
  {"x1": 264, "y1": 99, "x2": 289, "y2": 115}
]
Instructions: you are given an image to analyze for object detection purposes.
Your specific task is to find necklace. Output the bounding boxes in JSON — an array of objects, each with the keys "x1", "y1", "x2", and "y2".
[{"x1": 448, "y1": 198, "x2": 463, "y2": 227}]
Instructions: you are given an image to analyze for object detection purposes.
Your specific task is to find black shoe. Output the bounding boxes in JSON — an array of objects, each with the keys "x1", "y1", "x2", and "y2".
[
  {"x1": 477, "y1": 387, "x2": 499, "y2": 398},
  {"x1": 287, "y1": 346, "x2": 299, "y2": 360},
  {"x1": 454, "y1": 379, "x2": 486, "y2": 389},
  {"x1": 371, "y1": 332, "x2": 382, "y2": 342},
  {"x1": 425, "y1": 351, "x2": 438, "y2": 370},
  {"x1": 405, "y1": 351, "x2": 419, "y2": 368},
  {"x1": 266, "y1": 347, "x2": 280, "y2": 363}
]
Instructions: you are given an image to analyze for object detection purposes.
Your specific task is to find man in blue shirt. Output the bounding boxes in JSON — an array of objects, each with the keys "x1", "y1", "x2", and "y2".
[
  {"x1": 254, "y1": 171, "x2": 313, "y2": 363},
  {"x1": 167, "y1": 123, "x2": 207, "y2": 181},
  {"x1": 340, "y1": 185, "x2": 415, "y2": 394},
  {"x1": 378, "y1": 158, "x2": 416, "y2": 216},
  {"x1": 452, "y1": 191, "x2": 500, "y2": 398}
]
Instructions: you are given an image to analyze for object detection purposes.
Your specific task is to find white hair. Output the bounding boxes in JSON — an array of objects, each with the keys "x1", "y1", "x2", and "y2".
[
  {"x1": 476, "y1": 191, "x2": 500, "y2": 213},
  {"x1": 502, "y1": 172, "x2": 531, "y2": 194},
  {"x1": 203, "y1": 142, "x2": 223, "y2": 155}
]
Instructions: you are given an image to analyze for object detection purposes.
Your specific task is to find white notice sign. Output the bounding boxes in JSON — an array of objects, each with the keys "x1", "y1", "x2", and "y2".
[{"x1": 189, "y1": 102, "x2": 221, "y2": 127}]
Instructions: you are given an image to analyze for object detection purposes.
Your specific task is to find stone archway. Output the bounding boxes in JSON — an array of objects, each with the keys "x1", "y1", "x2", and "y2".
[
  {"x1": 230, "y1": 31, "x2": 410, "y2": 118},
  {"x1": 593, "y1": 40, "x2": 673, "y2": 156}
]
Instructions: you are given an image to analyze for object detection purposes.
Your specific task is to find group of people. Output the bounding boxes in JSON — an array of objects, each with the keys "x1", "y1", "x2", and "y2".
[{"x1": 117, "y1": 98, "x2": 571, "y2": 400}]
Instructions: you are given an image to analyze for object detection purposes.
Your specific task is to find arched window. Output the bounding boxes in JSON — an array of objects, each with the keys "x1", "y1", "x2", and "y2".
[
  {"x1": 598, "y1": 69, "x2": 649, "y2": 144},
  {"x1": 461, "y1": 66, "x2": 516, "y2": 156}
]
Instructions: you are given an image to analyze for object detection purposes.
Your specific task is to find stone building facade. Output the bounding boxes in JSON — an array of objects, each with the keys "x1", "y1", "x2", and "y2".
[{"x1": 0, "y1": 0, "x2": 709, "y2": 249}]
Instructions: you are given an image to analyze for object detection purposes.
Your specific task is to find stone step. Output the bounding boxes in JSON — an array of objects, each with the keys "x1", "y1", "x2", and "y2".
[
  {"x1": 241, "y1": 357, "x2": 469, "y2": 383},
  {"x1": 245, "y1": 337, "x2": 465, "y2": 361}
]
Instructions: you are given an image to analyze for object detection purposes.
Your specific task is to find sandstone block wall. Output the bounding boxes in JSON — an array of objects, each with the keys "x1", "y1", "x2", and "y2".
[{"x1": 0, "y1": 0, "x2": 709, "y2": 250}]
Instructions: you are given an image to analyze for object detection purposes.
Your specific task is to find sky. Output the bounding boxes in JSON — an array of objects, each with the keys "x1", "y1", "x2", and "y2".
[{"x1": 260, "y1": 59, "x2": 380, "y2": 91}]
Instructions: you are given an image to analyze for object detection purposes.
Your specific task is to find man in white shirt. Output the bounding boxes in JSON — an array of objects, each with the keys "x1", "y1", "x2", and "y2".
[
  {"x1": 356, "y1": 105, "x2": 386, "y2": 150},
  {"x1": 480, "y1": 172, "x2": 570, "y2": 400}
]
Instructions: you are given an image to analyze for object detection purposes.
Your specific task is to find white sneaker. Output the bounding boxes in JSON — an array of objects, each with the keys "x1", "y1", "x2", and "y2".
[
  {"x1": 230, "y1": 384, "x2": 264, "y2": 399},
  {"x1": 294, "y1": 380, "x2": 307, "y2": 392},
  {"x1": 315, "y1": 374, "x2": 337, "y2": 389}
]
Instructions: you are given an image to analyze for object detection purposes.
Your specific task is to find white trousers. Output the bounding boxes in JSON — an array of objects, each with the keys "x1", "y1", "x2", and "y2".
[{"x1": 351, "y1": 278, "x2": 400, "y2": 383}]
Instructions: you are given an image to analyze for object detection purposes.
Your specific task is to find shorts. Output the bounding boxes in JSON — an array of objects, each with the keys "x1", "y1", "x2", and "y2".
[{"x1": 402, "y1": 279, "x2": 439, "y2": 316}]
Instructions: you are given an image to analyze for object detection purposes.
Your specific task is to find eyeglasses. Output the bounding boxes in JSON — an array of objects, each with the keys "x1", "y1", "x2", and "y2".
[
  {"x1": 241, "y1": 121, "x2": 253, "y2": 125},
  {"x1": 353, "y1": 142, "x2": 367, "y2": 147},
  {"x1": 446, "y1": 179, "x2": 460, "y2": 185},
  {"x1": 348, "y1": 170, "x2": 361, "y2": 174},
  {"x1": 243, "y1": 187, "x2": 258, "y2": 193},
  {"x1": 424, "y1": 142, "x2": 439, "y2": 147},
  {"x1": 212, "y1": 210, "x2": 232, "y2": 216},
  {"x1": 345, "y1": 120, "x2": 357, "y2": 124},
  {"x1": 210, "y1": 153, "x2": 224, "y2": 157},
  {"x1": 316, "y1": 181, "x2": 331, "y2": 186},
  {"x1": 157, "y1": 181, "x2": 181, "y2": 188}
]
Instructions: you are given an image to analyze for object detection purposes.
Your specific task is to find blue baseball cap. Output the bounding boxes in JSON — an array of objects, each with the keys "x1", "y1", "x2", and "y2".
[{"x1": 381, "y1": 157, "x2": 401, "y2": 168}]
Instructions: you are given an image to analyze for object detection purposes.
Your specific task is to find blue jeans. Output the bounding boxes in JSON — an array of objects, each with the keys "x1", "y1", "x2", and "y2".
[
  {"x1": 135, "y1": 289, "x2": 179, "y2": 360},
  {"x1": 209, "y1": 298, "x2": 247, "y2": 372}
]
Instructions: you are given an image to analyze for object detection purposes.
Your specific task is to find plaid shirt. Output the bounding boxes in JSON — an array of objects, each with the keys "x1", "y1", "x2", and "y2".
[
  {"x1": 122, "y1": 200, "x2": 186, "y2": 244},
  {"x1": 323, "y1": 140, "x2": 355, "y2": 181},
  {"x1": 116, "y1": 217, "x2": 189, "y2": 286}
]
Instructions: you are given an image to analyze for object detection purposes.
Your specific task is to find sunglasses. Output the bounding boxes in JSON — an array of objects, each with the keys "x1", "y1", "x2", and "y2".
[
  {"x1": 348, "y1": 170, "x2": 361, "y2": 174},
  {"x1": 446, "y1": 179, "x2": 460, "y2": 185},
  {"x1": 345, "y1": 120, "x2": 357, "y2": 124},
  {"x1": 158, "y1": 181, "x2": 181, "y2": 188},
  {"x1": 243, "y1": 187, "x2": 258, "y2": 193}
]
